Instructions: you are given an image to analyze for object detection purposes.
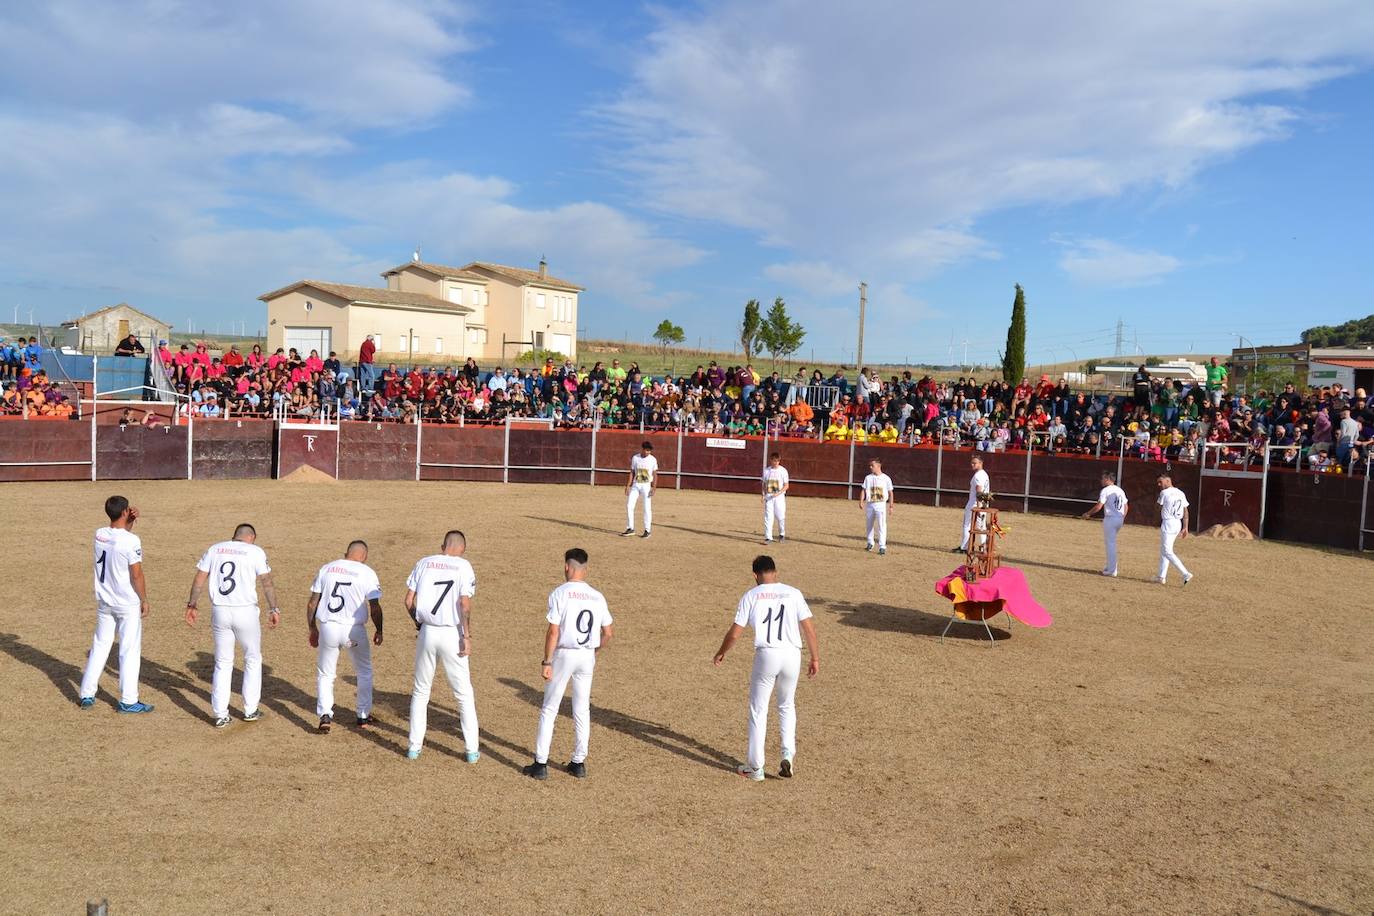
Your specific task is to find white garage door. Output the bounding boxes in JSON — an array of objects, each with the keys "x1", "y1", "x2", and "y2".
[
  {"x1": 285, "y1": 326, "x2": 331, "y2": 358},
  {"x1": 548, "y1": 333, "x2": 572, "y2": 358}
]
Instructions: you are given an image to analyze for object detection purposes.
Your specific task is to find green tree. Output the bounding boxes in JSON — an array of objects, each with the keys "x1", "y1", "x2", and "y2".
[
  {"x1": 757, "y1": 296, "x2": 806, "y2": 368},
  {"x1": 652, "y1": 318, "x2": 685, "y2": 353},
  {"x1": 1000, "y1": 284, "x2": 1027, "y2": 384},
  {"x1": 1301, "y1": 314, "x2": 1374, "y2": 348},
  {"x1": 740, "y1": 298, "x2": 763, "y2": 359}
]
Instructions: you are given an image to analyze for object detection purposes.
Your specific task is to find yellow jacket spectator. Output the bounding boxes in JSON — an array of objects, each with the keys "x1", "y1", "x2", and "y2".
[
  {"x1": 878, "y1": 423, "x2": 899, "y2": 443},
  {"x1": 825, "y1": 418, "x2": 851, "y2": 441}
]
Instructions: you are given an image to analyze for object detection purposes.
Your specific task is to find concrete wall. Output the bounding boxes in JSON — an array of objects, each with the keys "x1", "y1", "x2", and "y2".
[
  {"x1": 265, "y1": 289, "x2": 351, "y2": 356},
  {"x1": 349, "y1": 305, "x2": 467, "y2": 363},
  {"x1": 64, "y1": 305, "x2": 171, "y2": 355}
]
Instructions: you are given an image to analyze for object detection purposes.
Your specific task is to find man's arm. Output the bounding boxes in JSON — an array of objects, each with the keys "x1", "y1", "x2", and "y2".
[
  {"x1": 625, "y1": 470, "x2": 634, "y2": 493},
  {"x1": 800, "y1": 618, "x2": 820, "y2": 678},
  {"x1": 130, "y1": 562, "x2": 150, "y2": 619},
  {"x1": 598, "y1": 623, "x2": 614, "y2": 651},
  {"x1": 405, "y1": 589, "x2": 419, "y2": 629},
  {"x1": 713, "y1": 623, "x2": 746, "y2": 666},
  {"x1": 1081, "y1": 500, "x2": 1104, "y2": 519},
  {"x1": 184, "y1": 569, "x2": 211, "y2": 625},
  {"x1": 306, "y1": 593, "x2": 321, "y2": 646},
  {"x1": 458, "y1": 596, "x2": 472, "y2": 657},
  {"x1": 369, "y1": 598, "x2": 384, "y2": 645},
  {"x1": 259, "y1": 572, "x2": 280, "y2": 628},
  {"x1": 541, "y1": 624, "x2": 559, "y2": 681},
  {"x1": 1180, "y1": 508, "x2": 1190, "y2": 539},
  {"x1": 1121, "y1": 502, "x2": 1130, "y2": 520}
]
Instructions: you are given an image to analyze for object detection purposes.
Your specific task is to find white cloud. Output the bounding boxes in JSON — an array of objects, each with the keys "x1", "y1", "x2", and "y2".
[
  {"x1": 1056, "y1": 238, "x2": 1182, "y2": 288},
  {"x1": 606, "y1": 0, "x2": 1374, "y2": 276}
]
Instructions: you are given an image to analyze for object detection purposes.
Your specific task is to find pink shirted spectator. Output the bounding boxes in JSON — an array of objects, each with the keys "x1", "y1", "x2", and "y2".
[
  {"x1": 246, "y1": 345, "x2": 265, "y2": 371},
  {"x1": 192, "y1": 343, "x2": 211, "y2": 367},
  {"x1": 267, "y1": 349, "x2": 286, "y2": 371},
  {"x1": 290, "y1": 364, "x2": 311, "y2": 387},
  {"x1": 305, "y1": 350, "x2": 324, "y2": 374}
]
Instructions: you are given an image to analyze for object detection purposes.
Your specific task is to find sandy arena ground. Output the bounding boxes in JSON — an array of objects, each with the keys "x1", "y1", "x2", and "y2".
[{"x1": 1, "y1": 479, "x2": 1370, "y2": 915}]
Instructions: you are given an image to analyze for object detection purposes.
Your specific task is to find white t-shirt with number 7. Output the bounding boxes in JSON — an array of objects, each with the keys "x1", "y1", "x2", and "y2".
[
  {"x1": 406, "y1": 554, "x2": 476, "y2": 630},
  {"x1": 196, "y1": 540, "x2": 271, "y2": 608},
  {"x1": 547, "y1": 580, "x2": 613, "y2": 650},
  {"x1": 735, "y1": 582, "x2": 812, "y2": 649},
  {"x1": 311, "y1": 559, "x2": 382, "y2": 627}
]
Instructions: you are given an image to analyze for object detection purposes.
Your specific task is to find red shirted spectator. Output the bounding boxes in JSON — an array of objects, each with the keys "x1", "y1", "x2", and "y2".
[
  {"x1": 289, "y1": 364, "x2": 311, "y2": 387},
  {"x1": 406, "y1": 370, "x2": 424, "y2": 400},
  {"x1": 206, "y1": 360, "x2": 226, "y2": 380},
  {"x1": 192, "y1": 343, "x2": 211, "y2": 367},
  {"x1": 222, "y1": 345, "x2": 245, "y2": 370},
  {"x1": 186, "y1": 361, "x2": 205, "y2": 384},
  {"x1": 157, "y1": 342, "x2": 173, "y2": 367},
  {"x1": 246, "y1": 344, "x2": 265, "y2": 371},
  {"x1": 267, "y1": 348, "x2": 286, "y2": 371},
  {"x1": 1035, "y1": 374, "x2": 1054, "y2": 400}
]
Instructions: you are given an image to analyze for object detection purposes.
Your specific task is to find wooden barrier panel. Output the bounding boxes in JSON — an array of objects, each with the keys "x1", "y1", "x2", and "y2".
[
  {"x1": 0, "y1": 420, "x2": 91, "y2": 482},
  {"x1": 508, "y1": 428, "x2": 594, "y2": 486},
  {"x1": 277, "y1": 425, "x2": 339, "y2": 479},
  {"x1": 97, "y1": 423, "x2": 189, "y2": 480},
  {"x1": 1263, "y1": 468, "x2": 1364, "y2": 551},
  {"x1": 770, "y1": 438, "x2": 852, "y2": 500},
  {"x1": 854, "y1": 442, "x2": 940, "y2": 507},
  {"x1": 192, "y1": 419, "x2": 274, "y2": 480},
  {"x1": 679, "y1": 434, "x2": 766, "y2": 495},
  {"x1": 340, "y1": 422, "x2": 417, "y2": 481},
  {"x1": 419, "y1": 424, "x2": 505, "y2": 482},
  {"x1": 591, "y1": 428, "x2": 680, "y2": 486},
  {"x1": 1197, "y1": 469, "x2": 1263, "y2": 532},
  {"x1": 1028, "y1": 452, "x2": 1116, "y2": 518}
]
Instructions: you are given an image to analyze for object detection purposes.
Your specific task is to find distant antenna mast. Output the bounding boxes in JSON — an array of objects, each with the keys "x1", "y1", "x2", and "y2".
[
  {"x1": 412, "y1": 244, "x2": 422, "y2": 262},
  {"x1": 1114, "y1": 317, "x2": 1124, "y2": 357}
]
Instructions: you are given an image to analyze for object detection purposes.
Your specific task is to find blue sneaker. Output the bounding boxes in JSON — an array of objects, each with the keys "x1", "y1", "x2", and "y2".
[
  {"x1": 464, "y1": 750, "x2": 480, "y2": 764},
  {"x1": 117, "y1": 701, "x2": 154, "y2": 714},
  {"x1": 406, "y1": 748, "x2": 422, "y2": 760},
  {"x1": 78, "y1": 697, "x2": 95, "y2": 709}
]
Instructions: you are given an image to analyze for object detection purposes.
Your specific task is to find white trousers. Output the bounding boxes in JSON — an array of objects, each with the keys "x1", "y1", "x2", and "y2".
[
  {"x1": 960, "y1": 505, "x2": 977, "y2": 549},
  {"x1": 747, "y1": 647, "x2": 801, "y2": 771},
  {"x1": 1103, "y1": 517, "x2": 1124, "y2": 575},
  {"x1": 536, "y1": 649, "x2": 596, "y2": 764},
  {"x1": 865, "y1": 503, "x2": 887, "y2": 548},
  {"x1": 211, "y1": 605, "x2": 262, "y2": 718},
  {"x1": 764, "y1": 494, "x2": 787, "y2": 540},
  {"x1": 316, "y1": 621, "x2": 372, "y2": 718},
  {"x1": 626, "y1": 483, "x2": 653, "y2": 531},
  {"x1": 1158, "y1": 522, "x2": 1191, "y2": 581},
  {"x1": 408, "y1": 625, "x2": 479, "y2": 753},
  {"x1": 79, "y1": 604, "x2": 142, "y2": 704}
]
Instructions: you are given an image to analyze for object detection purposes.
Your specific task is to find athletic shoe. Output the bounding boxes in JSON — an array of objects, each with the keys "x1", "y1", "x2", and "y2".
[
  {"x1": 78, "y1": 697, "x2": 95, "y2": 709},
  {"x1": 523, "y1": 761, "x2": 549, "y2": 781},
  {"x1": 736, "y1": 764, "x2": 765, "y2": 782},
  {"x1": 355, "y1": 715, "x2": 371, "y2": 728},
  {"x1": 214, "y1": 716, "x2": 231, "y2": 729},
  {"x1": 878, "y1": 547, "x2": 887, "y2": 556},
  {"x1": 318, "y1": 715, "x2": 332, "y2": 733},
  {"x1": 779, "y1": 757, "x2": 794, "y2": 779},
  {"x1": 952, "y1": 546, "x2": 965, "y2": 553},
  {"x1": 1100, "y1": 570, "x2": 1117, "y2": 578},
  {"x1": 116, "y1": 701, "x2": 154, "y2": 714},
  {"x1": 567, "y1": 761, "x2": 587, "y2": 779},
  {"x1": 1155, "y1": 577, "x2": 1167, "y2": 585},
  {"x1": 243, "y1": 710, "x2": 263, "y2": 722},
  {"x1": 640, "y1": 530, "x2": 651, "y2": 538},
  {"x1": 406, "y1": 748, "x2": 422, "y2": 760},
  {"x1": 620, "y1": 528, "x2": 635, "y2": 537},
  {"x1": 464, "y1": 751, "x2": 480, "y2": 764},
  {"x1": 764, "y1": 539, "x2": 773, "y2": 544},
  {"x1": 865, "y1": 543, "x2": 873, "y2": 552},
  {"x1": 1183, "y1": 574, "x2": 1193, "y2": 586},
  {"x1": 779, "y1": 535, "x2": 786, "y2": 542}
]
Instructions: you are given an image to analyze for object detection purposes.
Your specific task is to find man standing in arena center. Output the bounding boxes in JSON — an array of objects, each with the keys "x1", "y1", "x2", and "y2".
[
  {"x1": 184, "y1": 523, "x2": 280, "y2": 727},
  {"x1": 713, "y1": 555, "x2": 820, "y2": 782},
  {"x1": 623, "y1": 441, "x2": 657, "y2": 538},
  {"x1": 958, "y1": 454, "x2": 991, "y2": 552},
  {"x1": 1081, "y1": 472, "x2": 1129, "y2": 577},
  {"x1": 860, "y1": 458, "x2": 894, "y2": 554},
  {"x1": 762, "y1": 452, "x2": 790, "y2": 544},
  {"x1": 79, "y1": 495, "x2": 154, "y2": 713},
  {"x1": 1156, "y1": 474, "x2": 1194, "y2": 586},
  {"x1": 307, "y1": 540, "x2": 384, "y2": 733}
]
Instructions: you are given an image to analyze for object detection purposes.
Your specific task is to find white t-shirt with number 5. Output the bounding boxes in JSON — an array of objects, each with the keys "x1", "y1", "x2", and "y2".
[
  {"x1": 197, "y1": 541, "x2": 270, "y2": 608},
  {"x1": 406, "y1": 554, "x2": 476, "y2": 630},
  {"x1": 547, "y1": 580, "x2": 613, "y2": 651},
  {"x1": 311, "y1": 559, "x2": 382, "y2": 627},
  {"x1": 735, "y1": 582, "x2": 812, "y2": 650}
]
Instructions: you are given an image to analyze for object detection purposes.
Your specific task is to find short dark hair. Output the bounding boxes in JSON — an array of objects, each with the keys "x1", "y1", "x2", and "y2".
[
  {"x1": 752, "y1": 554, "x2": 776, "y2": 575},
  {"x1": 1101, "y1": 472, "x2": 1116, "y2": 483},
  {"x1": 104, "y1": 495, "x2": 129, "y2": 522},
  {"x1": 565, "y1": 547, "x2": 589, "y2": 566},
  {"x1": 443, "y1": 530, "x2": 466, "y2": 549},
  {"x1": 346, "y1": 539, "x2": 368, "y2": 555},
  {"x1": 641, "y1": 441, "x2": 653, "y2": 451},
  {"x1": 769, "y1": 451, "x2": 781, "y2": 460},
  {"x1": 233, "y1": 523, "x2": 256, "y2": 539}
]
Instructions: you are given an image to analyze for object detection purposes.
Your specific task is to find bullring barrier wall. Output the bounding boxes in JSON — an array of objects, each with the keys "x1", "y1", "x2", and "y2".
[{"x1": 1, "y1": 418, "x2": 1368, "y2": 552}]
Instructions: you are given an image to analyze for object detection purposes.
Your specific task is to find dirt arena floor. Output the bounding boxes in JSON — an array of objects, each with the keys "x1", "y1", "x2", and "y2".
[{"x1": 1, "y1": 479, "x2": 1370, "y2": 915}]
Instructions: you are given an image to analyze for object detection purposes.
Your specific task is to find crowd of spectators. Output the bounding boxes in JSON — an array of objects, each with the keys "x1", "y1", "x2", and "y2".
[
  {"x1": 7, "y1": 333, "x2": 1374, "y2": 475},
  {"x1": 1, "y1": 335, "x2": 76, "y2": 418}
]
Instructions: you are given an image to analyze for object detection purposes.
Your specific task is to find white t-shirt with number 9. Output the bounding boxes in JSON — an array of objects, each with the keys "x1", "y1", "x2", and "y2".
[{"x1": 547, "y1": 580, "x2": 613, "y2": 650}]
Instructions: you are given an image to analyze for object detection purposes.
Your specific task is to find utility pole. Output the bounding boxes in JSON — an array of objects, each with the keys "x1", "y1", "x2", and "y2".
[
  {"x1": 1114, "y1": 318, "x2": 1124, "y2": 357},
  {"x1": 855, "y1": 282, "x2": 867, "y2": 373}
]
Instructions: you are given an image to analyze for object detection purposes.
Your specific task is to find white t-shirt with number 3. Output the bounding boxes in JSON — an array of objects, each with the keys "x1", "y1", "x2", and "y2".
[
  {"x1": 735, "y1": 582, "x2": 812, "y2": 649},
  {"x1": 197, "y1": 540, "x2": 270, "y2": 607},
  {"x1": 311, "y1": 559, "x2": 382, "y2": 627},
  {"x1": 406, "y1": 554, "x2": 476, "y2": 630},
  {"x1": 547, "y1": 580, "x2": 613, "y2": 651}
]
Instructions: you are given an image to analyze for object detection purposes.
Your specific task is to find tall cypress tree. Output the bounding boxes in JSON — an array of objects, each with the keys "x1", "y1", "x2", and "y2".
[{"x1": 1001, "y1": 284, "x2": 1027, "y2": 384}]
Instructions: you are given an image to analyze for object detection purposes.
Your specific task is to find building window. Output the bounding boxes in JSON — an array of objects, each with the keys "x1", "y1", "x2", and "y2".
[
  {"x1": 447, "y1": 288, "x2": 463, "y2": 304},
  {"x1": 468, "y1": 328, "x2": 488, "y2": 345},
  {"x1": 399, "y1": 335, "x2": 408, "y2": 352},
  {"x1": 536, "y1": 292, "x2": 546, "y2": 309},
  {"x1": 434, "y1": 337, "x2": 443, "y2": 354}
]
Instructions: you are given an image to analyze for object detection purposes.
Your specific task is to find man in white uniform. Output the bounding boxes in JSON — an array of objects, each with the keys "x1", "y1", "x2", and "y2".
[
  {"x1": 404, "y1": 530, "x2": 480, "y2": 762},
  {"x1": 713, "y1": 555, "x2": 820, "y2": 781},
  {"x1": 1156, "y1": 474, "x2": 1193, "y2": 586},
  {"x1": 958, "y1": 454, "x2": 992, "y2": 552},
  {"x1": 622, "y1": 441, "x2": 657, "y2": 538},
  {"x1": 860, "y1": 458, "x2": 894, "y2": 554},
  {"x1": 79, "y1": 495, "x2": 153, "y2": 713},
  {"x1": 307, "y1": 540, "x2": 384, "y2": 732},
  {"x1": 1081, "y1": 472, "x2": 1129, "y2": 577},
  {"x1": 762, "y1": 452, "x2": 790, "y2": 543},
  {"x1": 523, "y1": 548, "x2": 615, "y2": 781},
  {"x1": 184, "y1": 523, "x2": 279, "y2": 727}
]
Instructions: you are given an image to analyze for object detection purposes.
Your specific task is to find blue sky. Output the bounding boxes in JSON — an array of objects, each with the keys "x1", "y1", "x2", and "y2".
[{"x1": 2, "y1": 0, "x2": 1372, "y2": 365}]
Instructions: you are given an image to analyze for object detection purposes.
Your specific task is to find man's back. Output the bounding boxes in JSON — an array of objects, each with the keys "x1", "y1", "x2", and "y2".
[{"x1": 94, "y1": 526, "x2": 142, "y2": 609}]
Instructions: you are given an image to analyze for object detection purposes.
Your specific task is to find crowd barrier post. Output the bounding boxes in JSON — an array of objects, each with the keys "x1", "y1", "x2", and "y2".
[
  {"x1": 1023, "y1": 437, "x2": 1034, "y2": 513},
  {"x1": 1361, "y1": 454, "x2": 1373, "y2": 551},
  {"x1": 1116, "y1": 436, "x2": 1126, "y2": 484},
  {"x1": 89, "y1": 403, "x2": 97, "y2": 481},
  {"x1": 186, "y1": 408, "x2": 194, "y2": 480},
  {"x1": 589, "y1": 417, "x2": 598, "y2": 486},
  {"x1": 676, "y1": 422, "x2": 684, "y2": 490},
  {"x1": 934, "y1": 436, "x2": 943, "y2": 507},
  {"x1": 502, "y1": 416, "x2": 511, "y2": 484},
  {"x1": 414, "y1": 414, "x2": 422, "y2": 482}
]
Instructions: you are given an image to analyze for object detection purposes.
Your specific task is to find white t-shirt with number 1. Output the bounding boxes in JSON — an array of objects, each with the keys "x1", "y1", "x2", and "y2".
[
  {"x1": 630, "y1": 453, "x2": 658, "y2": 486},
  {"x1": 735, "y1": 582, "x2": 812, "y2": 650},
  {"x1": 311, "y1": 559, "x2": 382, "y2": 627},
  {"x1": 197, "y1": 540, "x2": 270, "y2": 608},
  {"x1": 1099, "y1": 485, "x2": 1129, "y2": 520},
  {"x1": 406, "y1": 554, "x2": 476, "y2": 630},
  {"x1": 94, "y1": 526, "x2": 143, "y2": 610},
  {"x1": 547, "y1": 580, "x2": 613, "y2": 651}
]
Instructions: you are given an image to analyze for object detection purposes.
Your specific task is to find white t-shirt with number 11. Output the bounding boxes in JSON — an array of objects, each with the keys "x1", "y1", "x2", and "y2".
[{"x1": 735, "y1": 582, "x2": 812, "y2": 649}]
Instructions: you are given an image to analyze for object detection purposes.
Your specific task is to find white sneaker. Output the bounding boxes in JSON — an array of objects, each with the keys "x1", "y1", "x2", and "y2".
[
  {"x1": 1182, "y1": 573, "x2": 1193, "y2": 586},
  {"x1": 736, "y1": 764, "x2": 764, "y2": 782},
  {"x1": 1155, "y1": 577, "x2": 1167, "y2": 585},
  {"x1": 1100, "y1": 570, "x2": 1117, "y2": 577}
]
